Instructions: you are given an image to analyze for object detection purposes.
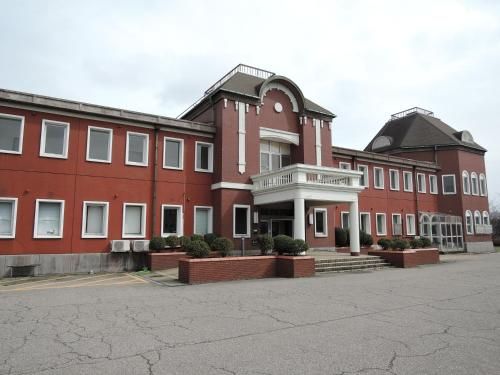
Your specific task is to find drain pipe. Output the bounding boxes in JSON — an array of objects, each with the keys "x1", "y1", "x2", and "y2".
[{"x1": 151, "y1": 125, "x2": 159, "y2": 236}]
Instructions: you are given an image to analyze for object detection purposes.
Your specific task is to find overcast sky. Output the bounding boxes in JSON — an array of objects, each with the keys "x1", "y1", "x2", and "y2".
[{"x1": 1, "y1": 0, "x2": 499, "y2": 205}]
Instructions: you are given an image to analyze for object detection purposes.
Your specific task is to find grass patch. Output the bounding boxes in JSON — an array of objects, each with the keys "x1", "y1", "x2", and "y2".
[
  {"x1": 495, "y1": 246, "x2": 500, "y2": 253},
  {"x1": 135, "y1": 267, "x2": 151, "y2": 275}
]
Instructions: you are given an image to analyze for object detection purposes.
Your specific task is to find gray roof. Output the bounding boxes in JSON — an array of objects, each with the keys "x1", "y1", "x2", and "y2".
[{"x1": 365, "y1": 112, "x2": 486, "y2": 153}]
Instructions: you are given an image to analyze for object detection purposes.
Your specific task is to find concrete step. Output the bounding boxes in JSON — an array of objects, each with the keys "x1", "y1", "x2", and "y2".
[
  {"x1": 315, "y1": 256, "x2": 392, "y2": 273},
  {"x1": 316, "y1": 263, "x2": 391, "y2": 273}
]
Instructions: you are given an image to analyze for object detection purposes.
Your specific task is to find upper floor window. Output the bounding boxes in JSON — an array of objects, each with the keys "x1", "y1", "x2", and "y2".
[
  {"x1": 479, "y1": 174, "x2": 487, "y2": 196},
  {"x1": 0, "y1": 197, "x2": 17, "y2": 238},
  {"x1": 260, "y1": 140, "x2": 291, "y2": 172},
  {"x1": 462, "y1": 171, "x2": 470, "y2": 195},
  {"x1": 195, "y1": 141, "x2": 214, "y2": 172},
  {"x1": 357, "y1": 165, "x2": 369, "y2": 187},
  {"x1": 429, "y1": 175, "x2": 438, "y2": 194},
  {"x1": 40, "y1": 120, "x2": 70, "y2": 159},
  {"x1": 34, "y1": 199, "x2": 64, "y2": 239},
  {"x1": 389, "y1": 169, "x2": 400, "y2": 191},
  {"x1": 471, "y1": 172, "x2": 479, "y2": 195},
  {"x1": 164, "y1": 137, "x2": 184, "y2": 170},
  {"x1": 403, "y1": 171, "x2": 413, "y2": 192},
  {"x1": 87, "y1": 126, "x2": 113, "y2": 163},
  {"x1": 465, "y1": 210, "x2": 473, "y2": 234},
  {"x1": 374, "y1": 167, "x2": 384, "y2": 189},
  {"x1": 339, "y1": 162, "x2": 351, "y2": 170},
  {"x1": 417, "y1": 173, "x2": 426, "y2": 193},
  {"x1": 442, "y1": 174, "x2": 456, "y2": 195},
  {"x1": 0, "y1": 113, "x2": 24, "y2": 154},
  {"x1": 126, "y1": 132, "x2": 148, "y2": 167}
]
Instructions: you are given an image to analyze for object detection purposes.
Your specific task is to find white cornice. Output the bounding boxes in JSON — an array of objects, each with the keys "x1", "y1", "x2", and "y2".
[
  {"x1": 211, "y1": 182, "x2": 253, "y2": 190},
  {"x1": 259, "y1": 127, "x2": 300, "y2": 146}
]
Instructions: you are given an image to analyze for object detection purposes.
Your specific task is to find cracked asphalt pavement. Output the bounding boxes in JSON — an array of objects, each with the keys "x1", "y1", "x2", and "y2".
[{"x1": 1, "y1": 253, "x2": 499, "y2": 375}]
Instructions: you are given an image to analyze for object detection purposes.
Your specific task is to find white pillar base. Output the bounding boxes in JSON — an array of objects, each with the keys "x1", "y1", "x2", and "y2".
[
  {"x1": 293, "y1": 198, "x2": 305, "y2": 241},
  {"x1": 349, "y1": 200, "x2": 360, "y2": 256}
]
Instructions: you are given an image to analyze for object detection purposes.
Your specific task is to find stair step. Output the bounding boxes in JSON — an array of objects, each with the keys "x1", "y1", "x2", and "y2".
[
  {"x1": 315, "y1": 262, "x2": 389, "y2": 270},
  {"x1": 315, "y1": 259, "x2": 387, "y2": 266},
  {"x1": 316, "y1": 264, "x2": 391, "y2": 273},
  {"x1": 316, "y1": 266, "x2": 391, "y2": 273}
]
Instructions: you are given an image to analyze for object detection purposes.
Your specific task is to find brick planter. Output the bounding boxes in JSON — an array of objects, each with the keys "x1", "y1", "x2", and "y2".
[
  {"x1": 178, "y1": 255, "x2": 315, "y2": 284},
  {"x1": 368, "y1": 248, "x2": 440, "y2": 268},
  {"x1": 148, "y1": 252, "x2": 189, "y2": 271}
]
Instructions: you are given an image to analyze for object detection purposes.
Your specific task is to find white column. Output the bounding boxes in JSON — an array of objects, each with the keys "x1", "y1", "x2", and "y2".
[
  {"x1": 293, "y1": 198, "x2": 305, "y2": 240},
  {"x1": 349, "y1": 200, "x2": 360, "y2": 256}
]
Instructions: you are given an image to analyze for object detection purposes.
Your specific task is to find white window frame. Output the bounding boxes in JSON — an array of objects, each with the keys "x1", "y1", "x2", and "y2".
[
  {"x1": 392, "y1": 213, "x2": 402, "y2": 235},
  {"x1": 233, "y1": 204, "x2": 251, "y2": 238},
  {"x1": 442, "y1": 174, "x2": 457, "y2": 195},
  {"x1": 416, "y1": 173, "x2": 426, "y2": 193},
  {"x1": 81, "y1": 201, "x2": 109, "y2": 239},
  {"x1": 373, "y1": 167, "x2": 384, "y2": 189},
  {"x1": 125, "y1": 131, "x2": 149, "y2": 167},
  {"x1": 359, "y1": 212, "x2": 371, "y2": 234},
  {"x1": 429, "y1": 175, "x2": 438, "y2": 194},
  {"x1": 0, "y1": 197, "x2": 18, "y2": 239},
  {"x1": 163, "y1": 136, "x2": 184, "y2": 170},
  {"x1": 479, "y1": 173, "x2": 487, "y2": 196},
  {"x1": 194, "y1": 206, "x2": 213, "y2": 235},
  {"x1": 40, "y1": 119, "x2": 70, "y2": 159},
  {"x1": 340, "y1": 211, "x2": 350, "y2": 230},
  {"x1": 161, "y1": 204, "x2": 183, "y2": 237},
  {"x1": 389, "y1": 169, "x2": 400, "y2": 191},
  {"x1": 465, "y1": 210, "x2": 473, "y2": 234},
  {"x1": 122, "y1": 203, "x2": 147, "y2": 239},
  {"x1": 86, "y1": 126, "x2": 113, "y2": 163},
  {"x1": 339, "y1": 162, "x2": 351, "y2": 170},
  {"x1": 357, "y1": 164, "x2": 369, "y2": 188},
  {"x1": 482, "y1": 211, "x2": 490, "y2": 225},
  {"x1": 471, "y1": 172, "x2": 479, "y2": 196},
  {"x1": 314, "y1": 208, "x2": 328, "y2": 237},
  {"x1": 195, "y1": 141, "x2": 214, "y2": 173},
  {"x1": 376, "y1": 213, "x2": 387, "y2": 236},
  {"x1": 34, "y1": 199, "x2": 65, "y2": 239},
  {"x1": 462, "y1": 171, "x2": 470, "y2": 195},
  {"x1": 405, "y1": 214, "x2": 416, "y2": 235},
  {"x1": 0, "y1": 113, "x2": 25, "y2": 154},
  {"x1": 403, "y1": 171, "x2": 413, "y2": 192}
]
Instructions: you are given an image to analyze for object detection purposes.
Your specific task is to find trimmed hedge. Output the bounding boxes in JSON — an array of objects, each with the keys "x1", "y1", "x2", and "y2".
[
  {"x1": 360, "y1": 231, "x2": 373, "y2": 246},
  {"x1": 165, "y1": 235, "x2": 180, "y2": 248},
  {"x1": 149, "y1": 236, "x2": 166, "y2": 250},
  {"x1": 392, "y1": 238, "x2": 410, "y2": 251},
  {"x1": 290, "y1": 239, "x2": 309, "y2": 256},
  {"x1": 185, "y1": 240, "x2": 210, "y2": 258},
  {"x1": 335, "y1": 227, "x2": 349, "y2": 247},
  {"x1": 409, "y1": 238, "x2": 423, "y2": 249},
  {"x1": 257, "y1": 235, "x2": 274, "y2": 255},
  {"x1": 204, "y1": 233, "x2": 218, "y2": 247},
  {"x1": 211, "y1": 237, "x2": 234, "y2": 257},
  {"x1": 420, "y1": 237, "x2": 432, "y2": 248},
  {"x1": 377, "y1": 238, "x2": 392, "y2": 250},
  {"x1": 190, "y1": 234, "x2": 204, "y2": 242},
  {"x1": 273, "y1": 235, "x2": 296, "y2": 255},
  {"x1": 179, "y1": 235, "x2": 191, "y2": 247}
]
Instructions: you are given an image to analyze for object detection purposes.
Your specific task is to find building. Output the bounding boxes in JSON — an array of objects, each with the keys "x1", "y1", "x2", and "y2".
[{"x1": 0, "y1": 64, "x2": 493, "y2": 275}]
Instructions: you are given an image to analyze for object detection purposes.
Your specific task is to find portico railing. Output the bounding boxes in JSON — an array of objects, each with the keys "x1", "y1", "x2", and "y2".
[{"x1": 475, "y1": 224, "x2": 493, "y2": 235}]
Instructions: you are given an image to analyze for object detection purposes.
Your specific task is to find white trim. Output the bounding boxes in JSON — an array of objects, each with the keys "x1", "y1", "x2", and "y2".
[
  {"x1": 340, "y1": 211, "x2": 350, "y2": 230},
  {"x1": 405, "y1": 214, "x2": 416, "y2": 235},
  {"x1": 163, "y1": 136, "x2": 184, "y2": 170},
  {"x1": 0, "y1": 197, "x2": 18, "y2": 239},
  {"x1": 389, "y1": 169, "x2": 400, "y2": 191},
  {"x1": 81, "y1": 201, "x2": 109, "y2": 238},
  {"x1": 259, "y1": 127, "x2": 300, "y2": 146},
  {"x1": 125, "y1": 131, "x2": 149, "y2": 167},
  {"x1": 314, "y1": 119, "x2": 322, "y2": 166},
  {"x1": 482, "y1": 211, "x2": 490, "y2": 225},
  {"x1": 261, "y1": 82, "x2": 299, "y2": 112},
  {"x1": 470, "y1": 172, "x2": 479, "y2": 196},
  {"x1": 462, "y1": 171, "x2": 470, "y2": 195},
  {"x1": 429, "y1": 174, "x2": 438, "y2": 194},
  {"x1": 375, "y1": 213, "x2": 387, "y2": 236},
  {"x1": 465, "y1": 210, "x2": 473, "y2": 234},
  {"x1": 161, "y1": 204, "x2": 183, "y2": 237},
  {"x1": 357, "y1": 164, "x2": 369, "y2": 188},
  {"x1": 211, "y1": 182, "x2": 253, "y2": 190},
  {"x1": 194, "y1": 206, "x2": 213, "y2": 235},
  {"x1": 0, "y1": 113, "x2": 25, "y2": 154},
  {"x1": 238, "y1": 102, "x2": 246, "y2": 174},
  {"x1": 359, "y1": 212, "x2": 371, "y2": 234},
  {"x1": 479, "y1": 173, "x2": 487, "y2": 196},
  {"x1": 403, "y1": 171, "x2": 413, "y2": 192},
  {"x1": 86, "y1": 126, "x2": 113, "y2": 163},
  {"x1": 473, "y1": 210, "x2": 481, "y2": 226},
  {"x1": 314, "y1": 208, "x2": 328, "y2": 237},
  {"x1": 391, "y1": 213, "x2": 402, "y2": 235},
  {"x1": 416, "y1": 173, "x2": 426, "y2": 193},
  {"x1": 339, "y1": 162, "x2": 351, "y2": 170},
  {"x1": 122, "y1": 203, "x2": 147, "y2": 239},
  {"x1": 373, "y1": 167, "x2": 384, "y2": 189},
  {"x1": 34, "y1": 199, "x2": 65, "y2": 239},
  {"x1": 233, "y1": 204, "x2": 251, "y2": 238},
  {"x1": 40, "y1": 119, "x2": 70, "y2": 159},
  {"x1": 195, "y1": 141, "x2": 214, "y2": 173},
  {"x1": 442, "y1": 174, "x2": 457, "y2": 195}
]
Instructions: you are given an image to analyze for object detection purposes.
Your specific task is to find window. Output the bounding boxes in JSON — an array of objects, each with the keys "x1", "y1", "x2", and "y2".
[
  {"x1": 392, "y1": 214, "x2": 402, "y2": 236},
  {"x1": 376, "y1": 213, "x2": 386, "y2": 236},
  {"x1": 40, "y1": 120, "x2": 70, "y2": 158},
  {"x1": 122, "y1": 203, "x2": 146, "y2": 238},
  {"x1": 126, "y1": 132, "x2": 148, "y2": 166},
  {"x1": 462, "y1": 171, "x2": 470, "y2": 195},
  {"x1": 465, "y1": 210, "x2": 473, "y2": 234},
  {"x1": 483, "y1": 211, "x2": 490, "y2": 226},
  {"x1": 339, "y1": 162, "x2": 351, "y2": 170},
  {"x1": 474, "y1": 210, "x2": 481, "y2": 226},
  {"x1": 406, "y1": 214, "x2": 416, "y2": 235},
  {"x1": 314, "y1": 208, "x2": 327, "y2": 237},
  {"x1": 471, "y1": 172, "x2": 479, "y2": 195},
  {"x1": 403, "y1": 171, "x2": 413, "y2": 192},
  {"x1": 479, "y1": 174, "x2": 487, "y2": 196},
  {"x1": 86, "y1": 126, "x2": 113, "y2": 163},
  {"x1": 420, "y1": 214, "x2": 430, "y2": 237},
  {"x1": 163, "y1": 137, "x2": 184, "y2": 170},
  {"x1": 161, "y1": 205, "x2": 183, "y2": 236},
  {"x1": 194, "y1": 206, "x2": 213, "y2": 235},
  {"x1": 233, "y1": 205, "x2": 251, "y2": 238},
  {"x1": 442, "y1": 174, "x2": 457, "y2": 195},
  {"x1": 0, "y1": 198, "x2": 17, "y2": 238},
  {"x1": 389, "y1": 169, "x2": 400, "y2": 191},
  {"x1": 34, "y1": 199, "x2": 64, "y2": 238},
  {"x1": 417, "y1": 173, "x2": 426, "y2": 193},
  {"x1": 360, "y1": 212, "x2": 371, "y2": 234},
  {"x1": 195, "y1": 142, "x2": 214, "y2": 172},
  {"x1": 429, "y1": 175, "x2": 438, "y2": 194},
  {"x1": 341, "y1": 212, "x2": 350, "y2": 230},
  {"x1": 82, "y1": 201, "x2": 109, "y2": 238},
  {"x1": 374, "y1": 167, "x2": 384, "y2": 189},
  {"x1": 260, "y1": 140, "x2": 291, "y2": 172},
  {"x1": 357, "y1": 165, "x2": 369, "y2": 187},
  {"x1": 0, "y1": 113, "x2": 24, "y2": 154}
]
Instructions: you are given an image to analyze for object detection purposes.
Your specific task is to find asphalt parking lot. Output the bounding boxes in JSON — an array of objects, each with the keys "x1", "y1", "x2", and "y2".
[{"x1": 1, "y1": 253, "x2": 499, "y2": 375}]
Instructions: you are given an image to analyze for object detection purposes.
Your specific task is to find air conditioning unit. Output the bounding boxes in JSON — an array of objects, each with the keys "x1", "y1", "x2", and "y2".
[
  {"x1": 110, "y1": 240, "x2": 131, "y2": 252},
  {"x1": 132, "y1": 240, "x2": 150, "y2": 252}
]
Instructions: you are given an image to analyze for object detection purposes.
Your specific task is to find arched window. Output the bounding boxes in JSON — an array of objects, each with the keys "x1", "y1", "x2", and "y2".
[
  {"x1": 462, "y1": 171, "x2": 470, "y2": 195},
  {"x1": 483, "y1": 211, "x2": 490, "y2": 226},
  {"x1": 465, "y1": 210, "x2": 473, "y2": 234},
  {"x1": 479, "y1": 174, "x2": 487, "y2": 196},
  {"x1": 474, "y1": 210, "x2": 481, "y2": 226},
  {"x1": 471, "y1": 172, "x2": 479, "y2": 195},
  {"x1": 420, "y1": 214, "x2": 430, "y2": 237}
]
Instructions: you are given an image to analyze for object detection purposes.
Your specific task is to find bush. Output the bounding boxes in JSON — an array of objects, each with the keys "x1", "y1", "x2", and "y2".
[
  {"x1": 149, "y1": 236, "x2": 166, "y2": 251},
  {"x1": 185, "y1": 240, "x2": 210, "y2": 258},
  {"x1": 204, "y1": 233, "x2": 218, "y2": 246},
  {"x1": 211, "y1": 237, "x2": 233, "y2": 257},
  {"x1": 377, "y1": 238, "x2": 392, "y2": 250},
  {"x1": 179, "y1": 235, "x2": 191, "y2": 247},
  {"x1": 392, "y1": 238, "x2": 409, "y2": 251},
  {"x1": 191, "y1": 234, "x2": 204, "y2": 242},
  {"x1": 164, "y1": 235, "x2": 180, "y2": 248},
  {"x1": 420, "y1": 237, "x2": 431, "y2": 248},
  {"x1": 409, "y1": 238, "x2": 423, "y2": 249},
  {"x1": 359, "y1": 231, "x2": 373, "y2": 247},
  {"x1": 257, "y1": 235, "x2": 274, "y2": 255},
  {"x1": 273, "y1": 235, "x2": 296, "y2": 255},
  {"x1": 335, "y1": 227, "x2": 349, "y2": 247},
  {"x1": 289, "y1": 239, "x2": 309, "y2": 255}
]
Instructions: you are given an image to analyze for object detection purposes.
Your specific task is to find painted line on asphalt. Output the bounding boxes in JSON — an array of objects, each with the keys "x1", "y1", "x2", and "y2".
[
  {"x1": 1, "y1": 273, "x2": 114, "y2": 290},
  {"x1": 126, "y1": 273, "x2": 148, "y2": 283},
  {"x1": 0, "y1": 274, "x2": 75, "y2": 287}
]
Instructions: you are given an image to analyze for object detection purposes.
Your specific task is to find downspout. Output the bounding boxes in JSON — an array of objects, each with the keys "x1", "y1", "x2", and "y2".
[
  {"x1": 151, "y1": 125, "x2": 159, "y2": 236},
  {"x1": 414, "y1": 165, "x2": 420, "y2": 235}
]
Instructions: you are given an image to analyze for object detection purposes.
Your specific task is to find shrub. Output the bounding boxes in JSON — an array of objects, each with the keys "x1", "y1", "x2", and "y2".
[
  {"x1": 149, "y1": 236, "x2": 166, "y2": 251},
  {"x1": 335, "y1": 227, "x2": 349, "y2": 247},
  {"x1": 179, "y1": 235, "x2": 191, "y2": 247},
  {"x1": 273, "y1": 235, "x2": 295, "y2": 255},
  {"x1": 204, "y1": 233, "x2": 218, "y2": 246},
  {"x1": 409, "y1": 238, "x2": 423, "y2": 249},
  {"x1": 185, "y1": 240, "x2": 210, "y2": 258},
  {"x1": 377, "y1": 238, "x2": 392, "y2": 250},
  {"x1": 289, "y1": 239, "x2": 309, "y2": 256},
  {"x1": 359, "y1": 231, "x2": 373, "y2": 247},
  {"x1": 392, "y1": 238, "x2": 409, "y2": 251},
  {"x1": 420, "y1": 237, "x2": 432, "y2": 248},
  {"x1": 191, "y1": 234, "x2": 204, "y2": 242},
  {"x1": 211, "y1": 237, "x2": 233, "y2": 257},
  {"x1": 257, "y1": 235, "x2": 274, "y2": 255},
  {"x1": 164, "y1": 235, "x2": 180, "y2": 248}
]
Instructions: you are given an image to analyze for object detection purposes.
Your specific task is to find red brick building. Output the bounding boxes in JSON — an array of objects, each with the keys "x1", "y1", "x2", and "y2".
[{"x1": 0, "y1": 64, "x2": 493, "y2": 275}]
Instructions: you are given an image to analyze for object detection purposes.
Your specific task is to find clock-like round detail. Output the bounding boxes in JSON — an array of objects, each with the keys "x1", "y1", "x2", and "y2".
[{"x1": 274, "y1": 102, "x2": 283, "y2": 113}]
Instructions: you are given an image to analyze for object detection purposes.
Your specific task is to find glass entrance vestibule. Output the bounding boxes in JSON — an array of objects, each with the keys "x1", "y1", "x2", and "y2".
[{"x1": 419, "y1": 213, "x2": 464, "y2": 251}]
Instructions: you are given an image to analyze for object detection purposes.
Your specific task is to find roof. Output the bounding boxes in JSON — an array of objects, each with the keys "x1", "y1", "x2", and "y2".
[{"x1": 365, "y1": 111, "x2": 486, "y2": 153}]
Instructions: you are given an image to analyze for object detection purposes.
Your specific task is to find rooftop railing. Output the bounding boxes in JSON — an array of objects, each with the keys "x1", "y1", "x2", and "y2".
[{"x1": 391, "y1": 107, "x2": 434, "y2": 120}]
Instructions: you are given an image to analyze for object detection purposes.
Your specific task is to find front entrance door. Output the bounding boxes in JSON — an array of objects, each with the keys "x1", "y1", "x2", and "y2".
[{"x1": 260, "y1": 219, "x2": 293, "y2": 237}]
